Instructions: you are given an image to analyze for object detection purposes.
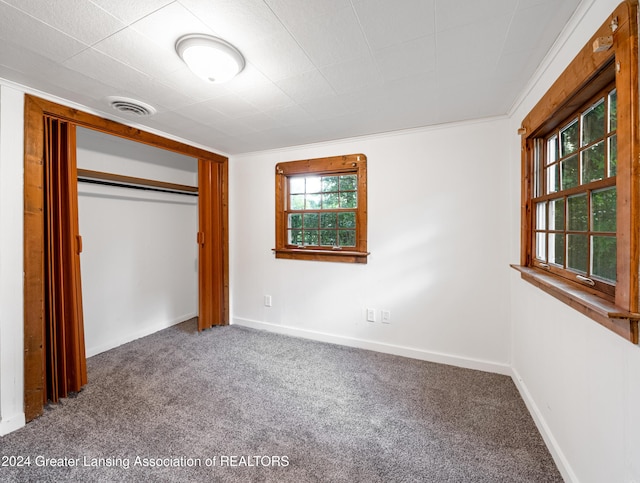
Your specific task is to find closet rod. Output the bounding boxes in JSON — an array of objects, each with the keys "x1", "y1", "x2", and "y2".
[{"x1": 77, "y1": 168, "x2": 198, "y2": 197}]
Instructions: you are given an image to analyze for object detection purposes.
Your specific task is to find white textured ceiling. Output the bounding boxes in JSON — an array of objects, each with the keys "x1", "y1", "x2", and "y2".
[{"x1": 0, "y1": 0, "x2": 582, "y2": 154}]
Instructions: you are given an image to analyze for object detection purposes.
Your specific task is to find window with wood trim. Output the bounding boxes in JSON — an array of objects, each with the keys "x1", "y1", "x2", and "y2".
[
  {"x1": 515, "y1": 1, "x2": 640, "y2": 344},
  {"x1": 532, "y1": 83, "x2": 617, "y2": 298},
  {"x1": 274, "y1": 154, "x2": 368, "y2": 263}
]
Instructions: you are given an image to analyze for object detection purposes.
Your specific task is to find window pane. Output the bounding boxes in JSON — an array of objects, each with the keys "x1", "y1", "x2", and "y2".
[
  {"x1": 592, "y1": 236, "x2": 616, "y2": 282},
  {"x1": 581, "y1": 98, "x2": 605, "y2": 146},
  {"x1": 339, "y1": 175, "x2": 357, "y2": 191},
  {"x1": 534, "y1": 140, "x2": 543, "y2": 198},
  {"x1": 581, "y1": 141, "x2": 605, "y2": 183},
  {"x1": 609, "y1": 89, "x2": 617, "y2": 132},
  {"x1": 567, "y1": 234, "x2": 588, "y2": 273},
  {"x1": 561, "y1": 154, "x2": 579, "y2": 189},
  {"x1": 338, "y1": 212, "x2": 356, "y2": 228},
  {"x1": 290, "y1": 194, "x2": 304, "y2": 210},
  {"x1": 338, "y1": 230, "x2": 356, "y2": 247},
  {"x1": 320, "y1": 230, "x2": 337, "y2": 246},
  {"x1": 305, "y1": 194, "x2": 321, "y2": 209},
  {"x1": 609, "y1": 134, "x2": 617, "y2": 176},
  {"x1": 591, "y1": 187, "x2": 616, "y2": 232},
  {"x1": 339, "y1": 191, "x2": 357, "y2": 208},
  {"x1": 536, "y1": 202, "x2": 546, "y2": 230},
  {"x1": 290, "y1": 177, "x2": 305, "y2": 194},
  {"x1": 549, "y1": 198, "x2": 565, "y2": 231},
  {"x1": 567, "y1": 194, "x2": 588, "y2": 231},
  {"x1": 546, "y1": 164, "x2": 559, "y2": 194},
  {"x1": 322, "y1": 176, "x2": 339, "y2": 192},
  {"x1": 560, "y1": 119, "x2": 578, "y2": 156},
  {"x1": 322, "y1": 193, "x2": 339, "y2": 209},
  {"x1": 320, "y1": 212, "x2": 337, "y2": 228},
  {"x1": 306, "y1": 176, "x2": 321, "y2": 193},
  {"x1": 289, "y1": 213, "x2": 302, "y2": 229},
  {"x1": 289, "y1": 229, "x2": 302, "y2": 245},
  {"x1": 547, "y1": 135, "x2": 558, "y2": 165},
  {"x1": 303, "y1": 213, "x2": 319, "y2": 229},
  {"x1": 549, "y1": 233, "x2": 565, "y2": 266},
  {"x1": 303, "y1": 230, "x2": 318, "y2": 246},
  {"x1": 536, "y1": 232, "x2": 546, "y2": 261}
]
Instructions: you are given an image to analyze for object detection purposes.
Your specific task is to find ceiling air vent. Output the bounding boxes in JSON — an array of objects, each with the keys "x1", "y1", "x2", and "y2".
[{"x1": 106, "y1": 96, "x2": 157, "y2": 117}]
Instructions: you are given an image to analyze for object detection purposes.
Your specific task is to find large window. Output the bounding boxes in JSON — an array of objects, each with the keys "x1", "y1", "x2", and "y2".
[
  {"x1": 532, "y1": 85, "x2": 617, "y2": 299},
  {"x1": 274, "y1": 154, "x2": 368, "y2": 263},
  {"x1": 516, "y1": 1, "x2": 639, "y2": 344}
]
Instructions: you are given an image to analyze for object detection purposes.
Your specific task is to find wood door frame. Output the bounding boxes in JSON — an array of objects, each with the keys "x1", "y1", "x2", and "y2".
[{"x1": 24, "y1": 95, "x2": 229, "y2": 421}]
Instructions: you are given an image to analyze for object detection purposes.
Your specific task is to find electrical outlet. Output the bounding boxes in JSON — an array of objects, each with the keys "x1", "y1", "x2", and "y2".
[
  {"x1": 367, "y1": 308, "x2": 376, "y2": 322},
  {"x1": 381, "y1": 310, "x2": 391, "y2": 324},
  {"x1": 264, "y1": 295, "x2": 272, "y2": 307}
]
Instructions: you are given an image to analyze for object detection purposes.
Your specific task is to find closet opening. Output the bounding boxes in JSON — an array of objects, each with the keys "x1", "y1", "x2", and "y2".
[{"x1": 24, "y1": 95, "x2": 229, "y2": 422}]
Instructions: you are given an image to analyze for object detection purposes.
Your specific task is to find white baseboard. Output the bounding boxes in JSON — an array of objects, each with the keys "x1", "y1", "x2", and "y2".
[
  {"x1": 511, "y1": 367, "x2": 577, "y2": 483},
  {"x1": 232, "y1": 317, "x2": 511, "y2": 375},
  {"x1": 0, "y1": 412, "x2": 25, "y2": 436},
  {"x1": 86, "y1": 313, "x2": 197, "y2": 358}
]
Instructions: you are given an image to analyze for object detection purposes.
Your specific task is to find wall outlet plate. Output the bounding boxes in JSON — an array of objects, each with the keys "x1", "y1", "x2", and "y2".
[{"x1": 367, "y1": 308, "x2": 376, "y2": 322}]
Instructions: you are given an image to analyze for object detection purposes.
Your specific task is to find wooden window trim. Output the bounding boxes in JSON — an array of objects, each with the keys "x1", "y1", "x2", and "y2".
[
  {"x1": 514, "y1": 1, "x2": 640, "y2": 343},
  {"x1": 274, "y1": 154, "x2": 369, "y2": 264},
  {"x1": 531, "y1": 81, "x2": 618, "y2": 299},
  {"x1": 511, "y1": 265, "x2": 639, "y2": 343}
]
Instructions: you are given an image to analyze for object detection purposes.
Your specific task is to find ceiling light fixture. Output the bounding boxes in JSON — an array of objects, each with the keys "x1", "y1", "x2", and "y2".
[{"x1": 175, "y1": 34, "x2": 245, "y2": 84}]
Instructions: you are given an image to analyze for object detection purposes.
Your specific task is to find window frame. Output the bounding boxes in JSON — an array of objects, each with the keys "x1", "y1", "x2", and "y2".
[
  {"x1": 531, "y1": 83, "x2": 618, "y2": 298},
  {"x1": 514, "y1": 1, "x2": 640, "y2": 344},
  {"x1": 274, "y1": 154, "x2": 368, "y2": 264}
]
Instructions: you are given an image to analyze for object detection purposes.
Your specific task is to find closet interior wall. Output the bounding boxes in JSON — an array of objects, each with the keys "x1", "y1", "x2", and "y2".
[{"x1": 76, "y1": 127, "x2": 199, "y2": 357}]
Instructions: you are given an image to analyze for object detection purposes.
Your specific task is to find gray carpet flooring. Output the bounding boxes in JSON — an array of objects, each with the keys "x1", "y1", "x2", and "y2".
[{"x1": 0, "y1": 320, "x2": 562, "y2": 482}]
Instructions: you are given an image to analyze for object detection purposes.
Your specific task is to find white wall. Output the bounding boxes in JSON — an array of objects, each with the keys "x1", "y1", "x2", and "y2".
[
  {"x1": 76, "y1": 127, "x2": 198, "y2": 186},
  {"x1": 0, "y1": 85, "x2": 25, "y2": 435},
  {"x1": 507, "y1": 0, "x2": 640, "y2": 481},
  {"x1": 76, "y1": 128, "x2": 198, "y2": 356},
  {"x1": 2, "y1": 7, "x2": 638, "y2": 481},
  {"x1": 230, "y1": 117, "x2": 512, "y2": 374}
]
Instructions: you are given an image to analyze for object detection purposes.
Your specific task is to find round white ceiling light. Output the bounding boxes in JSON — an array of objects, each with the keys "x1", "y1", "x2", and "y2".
[{"x1": 175, "y1": 34, "x2": 245, "y2": 84}]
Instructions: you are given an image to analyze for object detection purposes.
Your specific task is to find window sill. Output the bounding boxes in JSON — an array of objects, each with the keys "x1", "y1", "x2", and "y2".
[
  {"x1": 273, "y1": 248, "x2": 369, "y2": 264},
  {"x1": 511, "y1": 265, "x2": 639, "y2": 344}
]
